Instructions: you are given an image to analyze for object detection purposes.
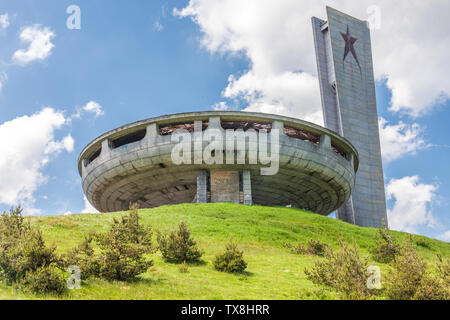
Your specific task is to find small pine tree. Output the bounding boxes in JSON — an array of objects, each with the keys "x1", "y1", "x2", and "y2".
[
  {"x1": 21, "y1": 265, "x2": 67, "y2": 296},
  {"x1": 385, "y1": 237, "x2": 449, "y2": 300},
  {"x1": 157, "y1": 221, "x2": 203, "y2": 263},
  {"x1": 304, "y1": 238, "x2": 374, "y2": 300},
  {"x1": 93, "y1": 203, "x2": 154, "y2": 281},
  {"x1": 285, "y1": 239, "x2": 330, "y2": 256},
  {"x1": 0, "y1": 205, "x2": 66, "y2": 295},
  {"x1": 413, "y1": 274, "x2": 449, "y2": 300},
  {"x1": 370, "y1": 223, "x2": 401, "y2": 263},
  {"x1": 436, "y1": 254, "x2": 450, "y2": 287},
  {"x1": 384, "y1": 237, "x2": 426, "y2": 300},
  {"x1": 213, "y1": 236, "x2": 247, "y2": 273},
  {"x1": 65, "y1": 235, "x2": 101, "y2": 280}
]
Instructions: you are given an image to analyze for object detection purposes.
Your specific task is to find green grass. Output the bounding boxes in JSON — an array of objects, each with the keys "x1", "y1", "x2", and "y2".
[{"x1": 1, "y1": 203, "x2": 448, "y2": 300}]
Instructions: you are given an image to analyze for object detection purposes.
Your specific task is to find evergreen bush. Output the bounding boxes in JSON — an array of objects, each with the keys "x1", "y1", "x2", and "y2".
[
  {"x1": 213, "y1": 237, "x2": 247, "y2": 273},
  {"x1": 157, "y1": 221, "x2": 203, "y2": 263}
]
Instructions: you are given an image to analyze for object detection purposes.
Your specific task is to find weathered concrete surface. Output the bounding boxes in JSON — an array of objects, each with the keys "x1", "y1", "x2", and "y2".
[
  {"x1": 243, "y1": 170, "x2": 252, "y2": 205},
  {"x1": 78, "y1": 111, "x2": 359, "y2": 214},
  {"x1": 312, "y1": 7, "x2": 388, "y2": 228},
  {"x1": 210, "y1": 171, "x2": 240, "y2": 204},
  {"x1": 196, "y1": 170, "x2": 207, "y2": 203}
]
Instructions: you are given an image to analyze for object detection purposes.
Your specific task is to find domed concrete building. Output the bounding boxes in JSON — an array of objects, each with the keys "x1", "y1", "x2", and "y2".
[{"x1": 78, "y1": 111, "x2": 358, "y2": 215}]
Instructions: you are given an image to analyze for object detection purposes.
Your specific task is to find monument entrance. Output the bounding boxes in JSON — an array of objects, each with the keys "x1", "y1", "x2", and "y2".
[{"x1": 210, "y1": 171, "x2": 240, "y2": 204}]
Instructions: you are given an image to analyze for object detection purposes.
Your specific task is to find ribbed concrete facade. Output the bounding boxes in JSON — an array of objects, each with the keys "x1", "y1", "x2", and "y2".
[
  {"x1": 312, "y1": 7, "x2": 388, "y2": 227},
  {"x1": 78, "y1": 111, "x2": 359, "y2": 215}
]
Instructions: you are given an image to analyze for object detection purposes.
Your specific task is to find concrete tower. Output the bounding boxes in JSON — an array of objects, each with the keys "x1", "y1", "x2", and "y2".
[{"x1": 312, "y1": 7, "x2": 387, "y2": 227}]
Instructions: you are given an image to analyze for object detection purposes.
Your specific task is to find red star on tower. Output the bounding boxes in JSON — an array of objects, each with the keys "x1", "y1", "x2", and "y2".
[{"x1": 341, "y1": 25, "x2": 361, "y2": 71}]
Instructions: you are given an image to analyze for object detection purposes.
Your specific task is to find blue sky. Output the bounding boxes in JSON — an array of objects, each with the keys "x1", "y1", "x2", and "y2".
[{"x1": 0, "y1": 0, "x2": 449, "y2": 241}]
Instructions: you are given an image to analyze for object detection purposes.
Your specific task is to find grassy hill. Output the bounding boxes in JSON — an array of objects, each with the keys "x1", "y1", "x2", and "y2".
[{"x1": 0, "y1": 203, "x2": 448, "y2": 300}]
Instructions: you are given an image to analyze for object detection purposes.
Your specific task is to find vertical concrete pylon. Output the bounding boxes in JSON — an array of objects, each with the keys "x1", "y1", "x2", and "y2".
[{"x1": 312, "y1": 6, "x2": 387, "y2": 227}]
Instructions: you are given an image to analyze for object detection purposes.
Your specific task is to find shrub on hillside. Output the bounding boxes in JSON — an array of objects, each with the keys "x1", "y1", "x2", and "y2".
[
  {"x1": 414, "y1": 238, "x2": 432, "y2": 250},
  {"x1": 213, "y1": 237, "x2": 247, "y2": 274},
  {"x1": 385, "y1": 239, "x2": 449, "y2": 300},
  {"x1": 285, "y1": 239, "x2": 330, "y2": 256},
  {"x1": 0, "y1": 205, "x2": 66, "y2": 295},
  {"x1": 304, "y1": 238, "x2": 374, "y2": 300},
  {"x1": 384, "y1": 238, "x2": 425, "y2": 300},
  {"x1": 65, "y1": 236, "x2": 101, "y2": 280},
  {"x1": 93, "y1": 203, "x2": 154, "y2": 281},
  {"x1": 21, "y1": 265, "x2": 67, "y2": 296},
  {"x1": 436, "y1": 254, "x2": 450, "y2": 287},
  {"x1": 157, "y1": 221, "x2": 203, "y2": 263},
  {"x1": 413, "y1": 274, "x2": 449, "y2": 300},
  {"x1": 370, "y1": 225, "x2": 401, "y2": 263}
]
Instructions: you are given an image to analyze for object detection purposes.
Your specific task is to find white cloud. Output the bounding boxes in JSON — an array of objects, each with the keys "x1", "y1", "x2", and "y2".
[
  {"x1": 0, "y1": 72, "x2": 7, "y2": 93},
  {"x1": 45, "y1": 134, "x2": 74, "y2": 155},
  {"x1": 378, "y1": 117, "x2": 427, "y2": 163},
  {"x1": 174, "y1": 0, "x2": 450, "y2": 119},
  {"x1": 0, "y1": 108, "x2": 73, "y2": 213},
  {"x1": 81, "y1": 196, "x2": 99, "y2": 214},
  {"x1": 82, "y1": 101, "x2": 104, "y2": 117},
  {"x1": 386, "y1": 176, "x2": 438, "y2": 233},
  {"x1": 12, "y1": 25, "x2": 55, "y2": 65},
  {"x1": 64, "y1": 196, "x2": 99, "y2": 215},
  {"x1": 153, "y1": 20, "x2": 164, "y2": 32},
  {"x1": 212, "y1": 101, "x2": 229, "y2": 111},
  {"x1": 437, "y1": 230, "x2": 450, "y2": 242},
  {"x1": 236, "y1": 71, "x2": 323, "y2": 124},
  {"x1": 62, "y1": 135, "x2": 75, "y2": 152},
  {"x1": 0, "y1": 13, "x2": 10, "y2": 30}
]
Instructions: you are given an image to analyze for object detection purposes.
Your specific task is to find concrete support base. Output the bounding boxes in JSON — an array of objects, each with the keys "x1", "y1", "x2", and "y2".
[
  {"x1": 336, "y1": 196, "x2": 355, "y2": 224},
  {"x1": 196, "y1": 170, "x2": 208, "y2": 203},
  {"x1": 196, "y1": 170, "x2": 253, "y2": 205},
  {"x1": 243, "y1": 170, "x2": 253, "y2": 205}
]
